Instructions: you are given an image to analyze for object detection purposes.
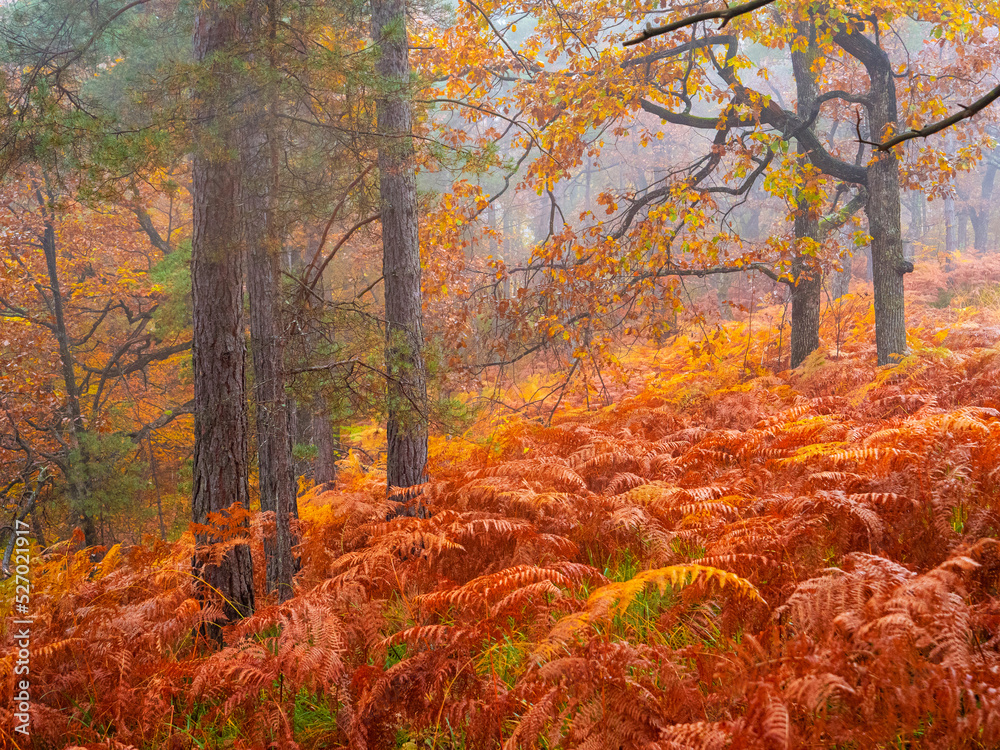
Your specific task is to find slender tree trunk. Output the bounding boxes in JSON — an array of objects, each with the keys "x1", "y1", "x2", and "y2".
[
  {"x1": 910, "y1": 190, "x2": 923, "y2": 241},
  {"x1": 2, "y1": 478, "x2": 45, "y2": 575},
  {"x1": 836, "y1": 26, "x2": 910, "y2": 366},
  {"x1": 715, "y1": 271, "x2": 734, "y2": 319},
  {"x1": 832, "y1": 259, "x2": 851, "y2": 299},
  {"x1": 373, "y1": 0, "x2": 428, "y2": 509},
  {"x1": 904, "y1": 189, "x2": 921, "y2": 261},
  {"x1": 313, "y1": 413, "x2": 338, "y2": 485},
  {"x1": 243, "y1": 0, "x2": 298, "y2": 601},
  {"x1": 295, "y1": 255, "x2": 337, "y2": 490},
  {"x1": 147, "y1": 438, "x2": 167, "y2": 540},
  {"x1": 281, "y1": 238, "x2": 314, "y2": 487},
  {"x1": 633, "y1": 138, "x2": 648, "y2": 192},
  {"x1": 191, "y1": 0, "x2": 255, "y2": 634},
  {"x1": 36, "y1": 190, "x2": 98, "y2": 547},
  {"x1": 972, "y1": 161, "x2": 996, "y2": 252},
  {"x1": 742, "y1": 196, "x2": 760, "y2": 240},
  {"x1": 945, "y1": 193, "x2": 956, "y2": 267}
]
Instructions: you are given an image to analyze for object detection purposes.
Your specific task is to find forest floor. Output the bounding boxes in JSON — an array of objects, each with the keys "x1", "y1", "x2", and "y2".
[{"x1": 4, "y1": 253, "x2": 1000, "y2": 749}]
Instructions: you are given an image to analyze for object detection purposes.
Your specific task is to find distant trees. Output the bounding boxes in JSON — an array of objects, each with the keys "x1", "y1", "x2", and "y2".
[
  {"x1": 967, "y1": 145, "x2": 998, "y2": 253},
  {"x1": 626, "y1": 15, "x2": 929, "y2": 366},
  {"x1": 0, "y1": 0, "x2": 198, "y2": 546},
  {"x1": 0, "y1": 176, "x2": 189, "y2": 548},
  {"x1": 419, "y1": 0, "x2": 1000, "y2": 377},
  {"x1": 625, "y1": 3, "x2": 1000, "y2": 365}
]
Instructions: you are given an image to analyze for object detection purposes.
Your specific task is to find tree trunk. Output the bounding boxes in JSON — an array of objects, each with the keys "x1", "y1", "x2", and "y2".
[
  {"x1": 191, "y1": 0, "x2": 255, "y2": 634},
  {"x1": 714, "y1": 271, "x2": 734, "y2": 319},
  {"x1": 789, "y1": 232, "x2": 821, "y2": 367},
  {"x1": 148, "y1": 438, "x2": 167, "y2": 540},
  {"x1": 243, "y1": 0, "x2": 298, "y2": 602},
  {"x1": 836, "y1": 25, "x2": 910, "y2": 366},
  {"x1": 313, "y1": 412, "x2": 338, "y2": 485},
  {"x1": 908, "y1": 190, "x2": 923, "y2": 242},
  {"x1": 372, "y1": 0, "x2": 428, "y2": 509},
  {"x1": 971, "y1": 161, "x2": 996, "y2": 252},
  {"x1": 789, "y1": 24, "x2": 822, "y2": 368},
  {"x1": 832, "y1": 261, "x2": 851, "y2": 299},
  {"x1": 945, "y1": 193, "x2": 956, "y2": 267}
]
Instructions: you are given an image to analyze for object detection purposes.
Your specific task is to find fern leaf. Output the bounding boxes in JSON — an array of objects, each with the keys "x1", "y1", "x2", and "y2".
[{"x1": 534, "y1": 565, "x2": 763, "y2": 661}]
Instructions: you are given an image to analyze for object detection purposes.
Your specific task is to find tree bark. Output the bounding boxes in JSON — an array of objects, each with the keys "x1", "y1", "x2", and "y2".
[
  {"x1": 191, "y1": 0, "x2": 255, "y2": 634},
  {"x1": 372, "y1": 0, "x2": 428, "y2": 510},
  {"x1": 243, "y1": 0, "x2": 298, "y2": 601},
  {"x1": 836, "y1": 25, "x2": 910, "y2": 365}
]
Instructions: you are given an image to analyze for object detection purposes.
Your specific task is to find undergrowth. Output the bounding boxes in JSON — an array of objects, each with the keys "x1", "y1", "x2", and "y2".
[{"x1": 3, "y1": 256, "x2": 1000, "y2": 749}]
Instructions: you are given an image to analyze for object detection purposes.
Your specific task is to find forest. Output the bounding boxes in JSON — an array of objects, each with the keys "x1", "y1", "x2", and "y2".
[{"x1": 1, "y1": 0, "x2": 1000, "y2": 747}]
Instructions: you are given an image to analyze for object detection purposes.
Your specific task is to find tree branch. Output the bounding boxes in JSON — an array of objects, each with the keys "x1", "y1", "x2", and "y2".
[
  {"x1": 624, "y1": 0, "x2": 777, "y2": 47},
  {"x1": 879, "y1": 82, "x2": 1000, "y2": 151},
  {"x1": 128, "y1": 400, "x2": 195, "y2": 442},
  {"x1": 624, "y1": 33, "x2": 736, "y2": 67},
  {"x1": 133, "y1": 207, "x2": 171, "y2": 255}
]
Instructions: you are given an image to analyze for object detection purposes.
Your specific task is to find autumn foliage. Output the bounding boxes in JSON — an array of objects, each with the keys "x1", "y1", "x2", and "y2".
[{"x1": 3, "y1": 254, "x2": 1000, "y2": 749}]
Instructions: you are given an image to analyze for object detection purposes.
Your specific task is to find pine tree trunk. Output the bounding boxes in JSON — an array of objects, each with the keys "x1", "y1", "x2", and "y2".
[
  {"x1": 836, "y1": 26, "x2": 910, "y2": 366},
  {"x1": 243, "y1": 0, "x2": 298, "y2": 601},
  {"x1": 191, "y1": 0, "x2": 255, "y2": 633},
  {"x1": 372, "y1": 0, "x2": 428, "y2": 509}
]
